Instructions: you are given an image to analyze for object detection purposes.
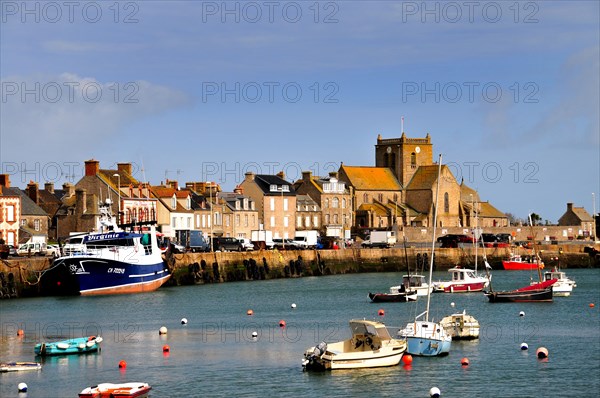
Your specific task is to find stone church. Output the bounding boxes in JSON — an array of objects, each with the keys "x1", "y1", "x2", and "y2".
[{"x1": 340, "y1": 133, "x2": 507, "y2": 232}]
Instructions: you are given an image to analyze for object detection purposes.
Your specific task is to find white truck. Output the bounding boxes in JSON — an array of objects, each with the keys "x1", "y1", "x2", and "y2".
[
  {"x1": 251, "y1": 229, "x2": 274, "y2": 250},
  {"x1": 361, "y1": 231, "x2": 397, "y2": 249},
  {"x1": 293, "y1": 230, "x2": 319, "y2": 249},
  {"x1": 17, "y1": 235, "x2": 48, "y2": 256}
]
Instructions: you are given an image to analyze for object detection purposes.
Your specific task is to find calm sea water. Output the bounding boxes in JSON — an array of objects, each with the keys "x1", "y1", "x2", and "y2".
[{"x1": 1, "y1": 268, "x2": 599, "y2": 397}]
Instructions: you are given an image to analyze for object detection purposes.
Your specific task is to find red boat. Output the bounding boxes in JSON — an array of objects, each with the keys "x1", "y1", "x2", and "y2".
[
  {"x1": 432, "y1": 267, "x2": 490, "y2": 293},
  {"x1": 501, "y1": 254, "x2": 545, "y2": 270},
  {"x1": 79, "y1": 383, "x2": 151, "y2": 398}
]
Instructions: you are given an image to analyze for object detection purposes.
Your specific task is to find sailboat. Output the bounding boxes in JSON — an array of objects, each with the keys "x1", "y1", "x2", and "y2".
[
  {"x1": 397, "y1": 155, "x2": 452, "y2": 356},
  {"x1": 484, "y1": 214, "x2": 556, "y2": 303}
]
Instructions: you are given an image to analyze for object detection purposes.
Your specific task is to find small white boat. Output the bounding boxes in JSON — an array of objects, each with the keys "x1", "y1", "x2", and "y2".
[
  {"x1": 302, "y1": 319, "x2": 407, "y2": 371},
  {"x1": 389, "y1": 274, "x2": 432, "y2": 296},
  {"x1": 440, "y1": 310, "x2": 480, "y2": 340},
  {"x1": 0, "y1": 362, "x2": 41, "y2": 372},
  {"x1": 432, "y1": 267, "x2": 490, "y2": 293},
  {"x1": 78, "y1": 382, "x2": 151, "y2": 398},
  {"x1": 542, "y1": 268, "x2": 576, "y2": 297}
]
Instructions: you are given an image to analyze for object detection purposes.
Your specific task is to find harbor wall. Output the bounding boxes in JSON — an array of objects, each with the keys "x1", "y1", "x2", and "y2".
[{"x1": 2, "y1": 243, "x2": 598, "y2": 298}]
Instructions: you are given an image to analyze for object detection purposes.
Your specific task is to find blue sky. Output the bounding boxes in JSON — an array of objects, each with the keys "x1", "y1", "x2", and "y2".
[{"x1": 1, "y1": 0, "x2": 598, "y2": 223}]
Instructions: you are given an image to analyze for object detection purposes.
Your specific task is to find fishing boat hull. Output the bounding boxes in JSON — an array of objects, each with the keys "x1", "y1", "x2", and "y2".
[
  {"x1": 41, "y1": 257, "x2": 171, "y2": 296},
  {"x1": 398, "y1": 321, "x2": 452, "y2": 356},
  {"x1": 432, "y1": 267, "x2": 490, "y2": 293},
  {"x1": 0, "y1": 362, "x2": 41, "y2": 372},
  {"x1": 436, "y1": 281, "x2": 487, "y2": 293},
  {"x1": 34, "y1": 336, "x2": 102, "y2": 356},
  {"x1": 78, "y1": 382, "x2": 151, "y2": 398},
  {"x1": 485, "y1": 288, "x2": 553, "y2": 303},
  {"x1": 368, "y1": 291, "x2": 417, "y2": 302},
  {"x1": 501, "y1": 261, "x2": 541, "y2": 270}
]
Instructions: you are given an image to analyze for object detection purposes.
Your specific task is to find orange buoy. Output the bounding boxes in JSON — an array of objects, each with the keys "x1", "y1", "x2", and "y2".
[
  {"x1": 461, "y1": 357, "x2": 470, "y2": 366},
  {"x1": 118, "y1": 360, "x2": 127, "y2": 369},
  {"x1": 247, "y1": 309, "x2": 254, "y2": 316},
  {"x1": 590, "y1": 303, "x2": 595, "y2": 308},
  {"x1": 402, "y1": 354, "x2": 413, "y2": 365},
  {"x1": 378, "y1": 309, "x2": 385, "y2": 316},
  {"x1": 279, "y1": 320, "x2": 286, "y2": 328},
  {"x1": 162, "y1": 345, "x2": 170, "y2": 353},
  {"x1": 536, "y1": 347, "x2": 549, "y2": 359},
  {"x1": 16, "y1": 329, "x2": 24, "y2": 336}
]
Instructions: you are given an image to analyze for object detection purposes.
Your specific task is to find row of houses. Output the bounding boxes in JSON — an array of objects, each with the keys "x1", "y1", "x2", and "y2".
[{"x1": 1, "y1": 133, "x2": 596, "y2": 247}]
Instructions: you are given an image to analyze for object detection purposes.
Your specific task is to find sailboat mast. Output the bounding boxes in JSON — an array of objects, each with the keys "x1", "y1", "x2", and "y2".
[{"x1": 426, "y1": 154, "x2": 443, "y2": 322}]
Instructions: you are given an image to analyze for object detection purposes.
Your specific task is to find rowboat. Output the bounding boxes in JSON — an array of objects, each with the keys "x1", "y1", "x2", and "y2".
[
  {"x1": 34, "y1": 336, "x2": 102, "y2": 356},
  {"x1": 78, "y1": 382, "x2": 151, "y2": 398},
  {"x1": 0, "y1": 362, "x2": 41, "y2": 372}
]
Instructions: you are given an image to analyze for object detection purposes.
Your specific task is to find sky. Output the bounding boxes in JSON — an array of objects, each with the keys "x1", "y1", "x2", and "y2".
[{"x1": 1, "y1": 0, "x2": 599, "y2": 223}]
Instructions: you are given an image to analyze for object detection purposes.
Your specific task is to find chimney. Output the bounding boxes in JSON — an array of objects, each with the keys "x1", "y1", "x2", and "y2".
[
  {"x1": 45, "y1": 182, "x2": 54, "y2": 194},
  {"x1": 117, "y1": 162, "x2": 132, "y2": 175},
  {"x1": 26, "y1": 181, "x2": 39, "y2": 204},
  {"x1": 85, "y1": 159, "x2": 100, "y2": 176},
  {"x1": 63, "y1": 182, "x2": 74, "y2": 198},
  {"x1": 302, "y1": 171, "x2": 312, "y2": 182},
  {"x1": 75, "y1": 188, "x2": 87, "y2": 215},
  {"x1": 234, "y1": 185, "x2": 243, "y2": 195},
  {"x1": 328, "y1": 171, "x2": 339, "y2": 179},
  {"x1": 276, "y1": 171, "x2": 285, "y2": 180},
  {"x1": 167, "y1": 180, "x2": 179, "y2": 190},
  {"x1": 0, "y1": 174, "x2": 10, "y2": 188},
  {"x1": 244, "y1": 172, "x2": 255, "y2": 182},
  {"x1": 567, "y1": 203, "x2": 573, "y2": 212}
]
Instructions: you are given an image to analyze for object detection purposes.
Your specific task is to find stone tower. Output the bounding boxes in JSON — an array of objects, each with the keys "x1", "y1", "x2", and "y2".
[{"x1": 375, "y1": 132, "x2": 433, "y2": 187}]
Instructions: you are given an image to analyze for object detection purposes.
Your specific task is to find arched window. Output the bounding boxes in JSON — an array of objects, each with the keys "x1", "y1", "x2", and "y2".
[
  {"x1": 444, "y1": 192, "x2": 449, "y2": 213},
  {"x1": 332, "y1": 197, "x2": 339, "y2": 208},
  {"x1": 411, "y1": 152, "x2": 417, "y2": 168},
  {"x1": 324, "y1": 198, "x2": 329, "y2": 208},
  {"x1": 363, "y1": 193, "x2": 369, "y2": 203}
]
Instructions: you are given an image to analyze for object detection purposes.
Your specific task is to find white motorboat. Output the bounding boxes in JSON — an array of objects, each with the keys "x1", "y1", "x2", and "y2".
[
  {"x1": 440, "y1": 310, "x2": 480, "y2": 340},
  {"x1": 542, "y1": 268, "x2": 576, "y2": 297},
  {"x1": 302, "y1": 319, "x2": 407, "y2": 371},
  {"x1": 432, "y1": 267, "x2": 490, "y2": 293},
  {"x1": 390, "y1": 274, "x2": 432, "y2": 296}
]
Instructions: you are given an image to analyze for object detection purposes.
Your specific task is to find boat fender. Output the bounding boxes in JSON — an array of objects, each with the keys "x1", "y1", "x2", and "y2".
[
  {"x1": 79, "y1": 343, "x2": 86, "y2": 349},
  {"x1": 95, "y1": 337, "x2": 103, "y2": 343},
  {"x1": 86, "y1": 341, "x2": 96, "y2": 348},
  {"x1": 56, "y1": 343, "x2": 69, "y2": 350},
  {"x1": 88, "y1": 336, "x2": 96, "y2": 342}
]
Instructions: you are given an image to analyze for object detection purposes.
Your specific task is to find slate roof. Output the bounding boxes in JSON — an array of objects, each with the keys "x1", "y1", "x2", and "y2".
[
  {"x1": 253, "y1": 175, "x2": 295, "y2": 195},
  {"x1": 340, "y1": 166, "x2": 402, "y2": 191},
  {"x1": 3, "y1": 187, "x2": 48, "y2": 216}
]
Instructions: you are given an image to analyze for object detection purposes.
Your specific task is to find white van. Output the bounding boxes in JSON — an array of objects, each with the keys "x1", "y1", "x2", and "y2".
[{"x1": 17, "y1": 242, "x2": 47, "y2": 256}]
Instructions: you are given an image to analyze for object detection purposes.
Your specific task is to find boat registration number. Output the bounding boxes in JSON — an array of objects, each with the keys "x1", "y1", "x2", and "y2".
[{"x1": 107, "y1": 268, "x2": 125, "y2": 274}]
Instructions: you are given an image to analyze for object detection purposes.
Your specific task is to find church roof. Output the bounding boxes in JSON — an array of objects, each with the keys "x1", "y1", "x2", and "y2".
[
  {"x1": 406, "y1": 164, "x2": 453, "y2": 190},
  {"x1": 340, "y1": 166, "x2": 402, "y2": 191}
]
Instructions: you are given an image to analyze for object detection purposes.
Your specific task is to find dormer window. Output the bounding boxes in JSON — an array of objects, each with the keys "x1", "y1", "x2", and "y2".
[
  {"x1": 171, "y1": 196, "x2": 176, "y2": 209},
  {"x1": 281, "y1": 185, "x2": 290, "y2": 192},
  {"x1": 269, "y1": 184, "x2": 278, "y2": 192},
  {"x1": 186, "y1": 196, "x2": 191, "y2": 210}
]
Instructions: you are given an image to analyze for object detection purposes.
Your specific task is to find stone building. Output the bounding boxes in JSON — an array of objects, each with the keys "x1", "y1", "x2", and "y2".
[
  {"x1": 0, "y1": 174, "x2": 21, "y2": 246},
  {"x1": 558, "y1": 203, "x2": 595, "y2": 237}
]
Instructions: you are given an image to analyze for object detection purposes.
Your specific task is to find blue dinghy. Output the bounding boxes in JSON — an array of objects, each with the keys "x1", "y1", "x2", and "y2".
[{"x1": 34, "y1": 336, "x2": 103, "y2": 356}]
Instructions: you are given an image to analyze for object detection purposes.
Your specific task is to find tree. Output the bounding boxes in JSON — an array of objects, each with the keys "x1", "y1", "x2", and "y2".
[{"x1": 530, "y1": 213, "x2": 542, "y2": 226}]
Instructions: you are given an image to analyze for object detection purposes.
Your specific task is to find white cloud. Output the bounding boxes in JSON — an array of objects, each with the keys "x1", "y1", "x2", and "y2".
[{"x1": 0, "y1": 73, "x2": 190, "y2": 163}]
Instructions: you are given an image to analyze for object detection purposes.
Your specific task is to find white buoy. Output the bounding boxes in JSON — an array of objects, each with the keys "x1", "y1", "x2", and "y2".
[
  {"x1": 429, "y1": 387, "x2": 441, "y2": 397},
  {"x1": 159, "y1": 326, "x2": 168, "y2": 335},
  {"x1": 181, "y1": 318, "x2": 188, "y2": 325},
  {"x1": 450, "y1": 302, "x2": 455, "y2": 308},
  {"x1": 18, "y1": 383, "x2": 28, "y2": 392},
  {"x1": 251, "y1": 331, "x2": 258, "y2": 339},
  {"x1": 519, "y1": 311, "x2": 525, "y2": 317},
  {"x1": 520, "y1": 342, "x2": 529, "y2": 350},
  {"x1": 291, "y1": 303, "x2": 297, "y2": 309}
]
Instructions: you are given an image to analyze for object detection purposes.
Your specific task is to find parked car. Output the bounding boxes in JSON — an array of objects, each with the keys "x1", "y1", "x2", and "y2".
[
  {"x1": 8, "y1": 245, "x2": 18, "y2": 256},
  {"x1": 436, "y1": 234, "x2": 473, "y2": 248},
  {"x1": 272, "y1": 238, "x2": 299, "y2": 250},
  {"x1": 46, "y1": 244, "x2": 61, "y2": 257},
  {"x1": 480, "y1": 233, "x2": 498, "y2": 247},
  {"x1": 212, "y1": 237, "x2": 244, "y2": 252},
  {"x1": 17, "y1": 242, "x2": 47, "y2": 256},
  {"x1": 240, "y1": 238, "x2": 255, "y2": 251}
]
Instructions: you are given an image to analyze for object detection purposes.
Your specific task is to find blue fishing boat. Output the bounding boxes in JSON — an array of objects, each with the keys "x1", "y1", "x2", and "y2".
[
  {"x1": 40, "y1": 200, "x2": 171, "y2": 296},
  {"x1": 34, "y1": 336, "x2": 103, "y2": 356}
]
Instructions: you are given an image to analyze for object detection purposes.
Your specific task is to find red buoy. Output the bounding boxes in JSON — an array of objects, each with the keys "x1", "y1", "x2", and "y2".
[
  {"x1": 378, "y1": 309, "x2": 385, "y2": 316},
  {"x1": 590, "y1": 303, "x2": 595, "y2": 308},
  {"x1": 118, "y1": 360, "x2": 127, "y2": 369},
  {"x1": 279, "y1": 320, "x2": 286, "y2": 328},
  {"x1": 247, "y1": 309, "x2": 254, "y2": 316},
  {"x1": 536, "y1": 347, "x2": 549, "y2": 359},
  {"x1": 402, "y1": 354, "x2": 413, "y2": 365},
  {"x1": 461, "y1": 357, "x2": 470, "y2": 366},
  {"x1": 17, "y1": 329, "x2": 24, "y2": 336},
  {"x1": 162, "y1": 345, "x2": 170, "y2": 352}
]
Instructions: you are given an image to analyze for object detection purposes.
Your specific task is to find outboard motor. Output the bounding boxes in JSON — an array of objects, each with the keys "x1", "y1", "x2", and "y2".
[{"x1": 312, "y1": 341, "x2": 327, "y2": 358}]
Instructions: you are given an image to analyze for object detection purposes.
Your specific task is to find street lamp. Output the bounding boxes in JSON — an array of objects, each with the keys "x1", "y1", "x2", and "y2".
[
  {"x1": 112, "y1": 173, "x2": 121, "y2": 224},
  {"x1": 207, "y1": 182, "x2": 213, "y2": 252},
  {"x1": 279, "y1": 186, "x2": 285, "y2": 250},
  {"x1": 593, "y1": 192, "x2": 597, "y2": 242}
]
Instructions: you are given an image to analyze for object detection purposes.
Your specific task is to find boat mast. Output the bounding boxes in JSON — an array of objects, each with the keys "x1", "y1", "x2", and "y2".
[
  {"x1": 426, "y1": 154, "x2": 443, "y2": 322},
  {"x1": 528, "y1": 213, "x2": 543, "y2": 283}
]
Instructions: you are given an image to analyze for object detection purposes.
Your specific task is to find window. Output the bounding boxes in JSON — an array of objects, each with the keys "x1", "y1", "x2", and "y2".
[
  {"x1": 243, "y1": 198, "x2": 248, "y2": 210},
  {"x1": 333, "y1": 214, "x2": 338, "y2": 224},
  {"x1": 236, "y1": 215, "x2": 240, "y2": 227},
  {"x1": 342, "y1": 198, "x2": 346, "y2": 209},
  {"x1": 171, "y1": 196, "x2": 177, "y2": 209},
  {"x1": 34, "y1": 219, "x2": 40, "y2": 231},
  {"x1": 283, "y1": 198, "x2": 288, "y2": 211},
  {"x1": 411, "y1": 152, "x2": 417, "y2": 168},
  {"x1": 269, "y1": 184, "x2": 278, "y2": 192},
  {"x1": 297, "y1": 216, "x2": 302, "y2": 227},
  {"x1": 305, "y1": 216, "x2": 310, "y2": 227},
  {"x1": 270, "y1": 216, "x2": 275, "y2": 227},
  {"x1": 281, "y1": 185, "x2": 290, "y2": 192},
  {"x1": 363, "y1": 193, "x2": 368, "y2": 203},
  {"x1": 225, "y1": 215, "x2": 230, "y2": 227},
  {"x1": 186, "y1": 197, "x2": 191, "y2": 210},
  {"x1": 244, "y1": 214, "x2": 248, "y2": 227},
  {"x1": 270, "y1": 197, "x2": 275, "y2": 211},
  {"x1": 21, "y1": 219, "x2": 26, "y2": 226},
  {"x1": 235, "y1": 200, "x2": 240, "y2": 210},
  {"x1": 378, "y1": 193, "x2": 383, "y2": 202},
  {"x1": 313, "y1": 216, "x2": 319, "y2": 227},
  {"x1": 332, "y1": 197, "x2": 339, "y2": 208},
  {"x1": 202, "y1": 214, "x2": 206, "y2": 228},
  {"x1": 187, "y1": 218, "x2": 191, "y2": 228},
  {"x1": 284, "y1": 216, "x2": 288, "y2": 227},
  {"x1": 6, "y1": 205, "x2": 15, "y2": 222},
  {"x1": 324, "y1": 198, "x2": 329, "y2": 208},
  {"x1": 325, "y1": 214, "x2": 330, "y2": 224},
  {"x1": 171, "y1": 217, "x2": 176, "y2": 227},
  {"x1": 444, "y1": 192, "x2": 449, "y2": 213}
]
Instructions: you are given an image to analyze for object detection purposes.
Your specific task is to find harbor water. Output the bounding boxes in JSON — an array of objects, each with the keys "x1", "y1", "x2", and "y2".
[{"x1": 1, "y1": 268, "x2": 599, "y2": 397}]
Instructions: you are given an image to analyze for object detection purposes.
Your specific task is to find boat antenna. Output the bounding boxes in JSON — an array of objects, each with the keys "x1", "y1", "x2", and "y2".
[
  {"x1": 426, "y1": 154, "x2": 442, "y2": 322},
  {"x1": 403, "y1": 234, "x2": 411, "y2": 286},
  {"x1": 528, "y1": 213, "x2": 543, "y2": 283}
]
